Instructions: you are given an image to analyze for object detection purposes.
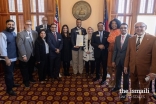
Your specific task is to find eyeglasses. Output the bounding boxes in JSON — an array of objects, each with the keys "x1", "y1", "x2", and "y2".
[{"x1": 135, "y1": 26, "x2": 145, "y2": 29}]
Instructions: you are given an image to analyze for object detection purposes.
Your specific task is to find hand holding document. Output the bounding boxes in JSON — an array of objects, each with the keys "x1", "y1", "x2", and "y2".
[{"x1": 76, "y1": 35, "x2": 83, "y2": 46}]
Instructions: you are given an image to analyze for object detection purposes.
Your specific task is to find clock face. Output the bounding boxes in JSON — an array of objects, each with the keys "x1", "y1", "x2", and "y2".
[{"x1": 72, "y1": 1, "x2": 92, "y2": 21}]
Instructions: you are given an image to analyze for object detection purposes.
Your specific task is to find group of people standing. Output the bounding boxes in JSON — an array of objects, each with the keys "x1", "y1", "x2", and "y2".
[{"x1": 0, "y1": 16, "x2": 156, "y2": 104}]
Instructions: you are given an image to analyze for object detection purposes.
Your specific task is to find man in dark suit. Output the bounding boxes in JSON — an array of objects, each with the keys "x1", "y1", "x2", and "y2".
[
  {"x1": 36, "y1": 17, "x2": 50, "y2": 34},
  {"x1": 16, "y1": 20, "x2": 38, "y2": 87},
  {"x1": 47, "y1": 23, "x2": 63, "y2": 81},
  {"x1": 71, "y1": 18, "x2": 87, "y2": 77},
  {"x1": 111, "y1": 23, "x2": 131, "y2": 99},
  {"x1": 91, "y1": 22, "x2": 109, "y2": 85},
  {"x1": 124, "y1": 22, "x2": 156, "y2": 104}
]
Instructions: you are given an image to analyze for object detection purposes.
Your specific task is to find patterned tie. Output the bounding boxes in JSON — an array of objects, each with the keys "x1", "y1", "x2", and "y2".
[
  {"x1": 54, "y1": 32, "x2": 57, "y2": 41},
  {"x1": 121, "y1": 35, "x2": 125, "y2": 48},
  {"x1": 136, "y1": 37, "x2": 141, "y2": 51}
]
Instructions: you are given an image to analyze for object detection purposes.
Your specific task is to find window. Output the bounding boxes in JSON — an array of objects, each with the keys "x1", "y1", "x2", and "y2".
[
  {"x1": 116, "y1": 0, "x2": 132, "y2": 32},
  {"x1": 137, "y1": 15, "x2": 156, "y2": 35},
  {"x1": 30, "y1": 0, "x2": 45, "y2": 30},
  {"x1": 139, "y1": 0, "x2": 155, "y2": 14},
  {"x1": 8, "y1": 0, "x2": 24, "y2": 33}
]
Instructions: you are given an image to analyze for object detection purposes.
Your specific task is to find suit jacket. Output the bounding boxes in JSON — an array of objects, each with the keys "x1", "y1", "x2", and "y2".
[
  {"x1": 36, "y1": 24, "x2": 51, "y2": 34},
  {"x1": 91, "y1": 31, "x2": 109, "y2": 60},
  {"x1": 71, "y1": 27, "x2": 87, "y2": 51},
  {"x1": 124, "y1": 33, "x2": 156, "y2": 75},
  {"x1": 16, "y1": 30, "x2": 38, "y2": 62},
  {"x1": 47, "y1": 32, "x2": 63, "y2": 58},
  {"x1": 112, "y1": 34, "x2": 131, "y2": 66},
  {"x1": 35, "y1": 37, "x2": 48, "y2": 62}
]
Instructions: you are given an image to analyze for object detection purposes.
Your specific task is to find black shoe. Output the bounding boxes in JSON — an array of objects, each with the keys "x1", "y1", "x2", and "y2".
[
  {"x1": 93, "y1": 78, "x2": 99, "y2": 81},
  {"x1": 111, "y1": 88, "x2": 120, "y2": 92},
  {"x1": 66, "y1": 73, "x2": 70, "y2": 76},
  {"x1": 152, "y1": 94, "x2": 156, "y2": 100},
  {"x1": 120, "y1": 93, "x2": 126, "y2": 100},
  {"x1": 55, "y1": 77, "x2": 62, "y2": 81},
  {"x1": 30, "y1": 79, "x2": 36, "y2": 83},
  {"x1": 13, "y1": 84, "x2": 20, "y2": 87},
  {"x1": 24, "y1": 83, "x2": 30, "y2": 88},
  {"x1": 7, "y1": 90, "x2": 17, "y2": 96},
  {"x1": 100, "y1": 81, "x2": 106, "y2": 85}
]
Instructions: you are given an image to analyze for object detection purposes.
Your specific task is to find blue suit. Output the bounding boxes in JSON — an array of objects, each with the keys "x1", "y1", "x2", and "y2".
[{"x1": 47, "y1": 32, "x2": 63, "y2": 78}]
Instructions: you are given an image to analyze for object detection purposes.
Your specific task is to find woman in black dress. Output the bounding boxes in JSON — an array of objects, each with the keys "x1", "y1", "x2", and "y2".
[
  {"x1": 35, "y1": 29, "x2": 49, "y2": 83},
  {"x1": 61, "y1": 25, "x2": 72, "y2": 76}
]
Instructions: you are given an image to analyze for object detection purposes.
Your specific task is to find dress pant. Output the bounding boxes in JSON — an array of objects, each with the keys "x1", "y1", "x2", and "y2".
[
  {"x1": 85, "y1": 60, "x2": 95, "y2": 74},
  {"x1": 72, "y1": 49, "x2": 83, "y2": 74},
  {"x1": 149, "y1": 79, "x2": 156, "y2": 92},
  {"x1": 63, "y1": 61, "x2": 70, "y2": 75},
  {"x1": 131, "y1": 66, "x2": 150, "y2": 104},
  {"x1": 19, "y1": 55, "x2": 35, "y2": 85},
  {"x1": 95, "y1": 56, "x2": 107, "y2": 81},
  {"x1": 50, "y1": 55, "x2": 61, "y2": 78},
  {"x1": 115, "y1": 60, "x2": 129, "y2": 90},
  {"x1": 37, "y1": 54, "x2": 49, "y2": 81},
  {"x1": 2, "y1": 61, "x2": 15, "y2": 92}
]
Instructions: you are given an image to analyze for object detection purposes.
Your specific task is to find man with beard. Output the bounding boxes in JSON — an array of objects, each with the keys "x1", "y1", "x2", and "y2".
[
  {"x1": 16, "y1": 20, "x2": 38, "y2": 87},
  {"x1": 0, "y1": 19, "x2": 20, "y2": 96}
]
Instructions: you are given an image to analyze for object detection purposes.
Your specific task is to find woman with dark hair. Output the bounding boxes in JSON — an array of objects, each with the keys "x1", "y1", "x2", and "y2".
[
  {"x1": 35, "y1": 29, "x2": 49, "y2": 83},
  {"x1": 107, "y1": 18, "x2": 121, "y2": 88},
  {"x1": 61, "y1": 25, "x2": 72, "y2": 76}
]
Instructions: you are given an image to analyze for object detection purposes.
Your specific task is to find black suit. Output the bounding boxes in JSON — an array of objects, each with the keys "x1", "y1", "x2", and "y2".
[
  {"x1": 35, "y1": 37, "x2": 49, "y2": 81},
  {"x1": 91, "y1": 31, "x2": 109, "y2": 81},
  {"x1": 47, "y1": 32, "x2": 63, "y2": 78},
  {"x1": 71, "y1": 27, "x2": 87, "y2": 51},
  {"x1": 112, "y1": 34, "x2": 131, "y2": 90},
  {"x1": 36, "y1": 25, "x2": 51, "y2": 34}
]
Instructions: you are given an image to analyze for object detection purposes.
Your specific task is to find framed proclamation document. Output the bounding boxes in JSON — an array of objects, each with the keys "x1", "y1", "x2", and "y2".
[{"x1": 76, "y1": 35, "x2": 83, "y2": 46}]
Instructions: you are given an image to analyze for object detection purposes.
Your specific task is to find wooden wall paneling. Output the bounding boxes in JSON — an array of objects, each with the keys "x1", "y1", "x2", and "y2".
[
  {"x1": 23, "y1": 0, "x2": 31, "y2": 22},
  {"x1": 0, "y1": 0, "x2": 9, "y2": 31},
  {"x1": 130, "y1": 0, "x2": 139, "y2": 34},
  {"x1": 45, "y1": 0, "x2": 55, "y2": 24},
  {"x1": 0, "y1": 0, "x2": 9, "y2": 13}
]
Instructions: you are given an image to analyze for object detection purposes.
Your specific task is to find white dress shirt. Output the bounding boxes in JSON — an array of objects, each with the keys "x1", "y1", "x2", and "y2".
[
  {"x1": 43, "y1": 39, "x2": 49, "y2": 54},
  {"x1": 136, "y1": 33, "x2": 145, "y2": 44},
  {"x1": 121, "y1": 33, "x2": 128, "y2": 43},
  {"x1": 0, "y1": 32, "x2": 17, "y2": 61}
]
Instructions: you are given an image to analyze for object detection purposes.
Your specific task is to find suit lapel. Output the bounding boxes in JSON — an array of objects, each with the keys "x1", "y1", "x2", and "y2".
[
  {"x1": 121, "y1": 35, "x2": 130, "y2": 50},
  {"x1": 24, "y1": 30, "x2": 33, "y2": 48},
  {"x1": 117, "y1": 35, "x2": 122, "y2": 50},
  {"x1": 137, "y1": 34, "x2": 149, "y2": 52}
]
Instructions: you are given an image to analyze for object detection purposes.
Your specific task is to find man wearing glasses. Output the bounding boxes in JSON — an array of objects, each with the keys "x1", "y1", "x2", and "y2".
[
  {"x1": 124, "y1": 22, "x2": 156, "y2": 104},
  {"x1": 47, "y1": 23, "x2": 63, "y2": 81},
  {"x1": 16, "y1": 20, "x2": 38, "y2": 87},
  {"x1": 36, "y1": 17, "x2": 50, "y2": 34}
]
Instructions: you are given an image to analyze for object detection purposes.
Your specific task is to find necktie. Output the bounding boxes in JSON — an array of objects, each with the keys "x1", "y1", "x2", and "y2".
[
  {"x1": 44, "y1": 25, "x2": 47, "y2": 30},
  {"x1": 136, "y1": 37, "x2": 141, "y2": 51},
  {"x1": 29, "y1": 32, "x2": 34, "y2": 56},
  {"x1": 54, "y1": 32, "x2": 57, "y2": 41},
  {"x1": 121, "y1": 35, "x2": 125, "y2": 48},
  {"x1": 100, "y1": 32, "x2": 103, "y2": 42},
  {"x1": 28, "y1": 32, "x2": 33, "y2": 43}
]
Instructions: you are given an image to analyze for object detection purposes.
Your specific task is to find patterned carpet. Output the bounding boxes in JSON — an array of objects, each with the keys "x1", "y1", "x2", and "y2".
[{"x1": 0, "y1": 69, "x2": 156, "y2": 104}]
